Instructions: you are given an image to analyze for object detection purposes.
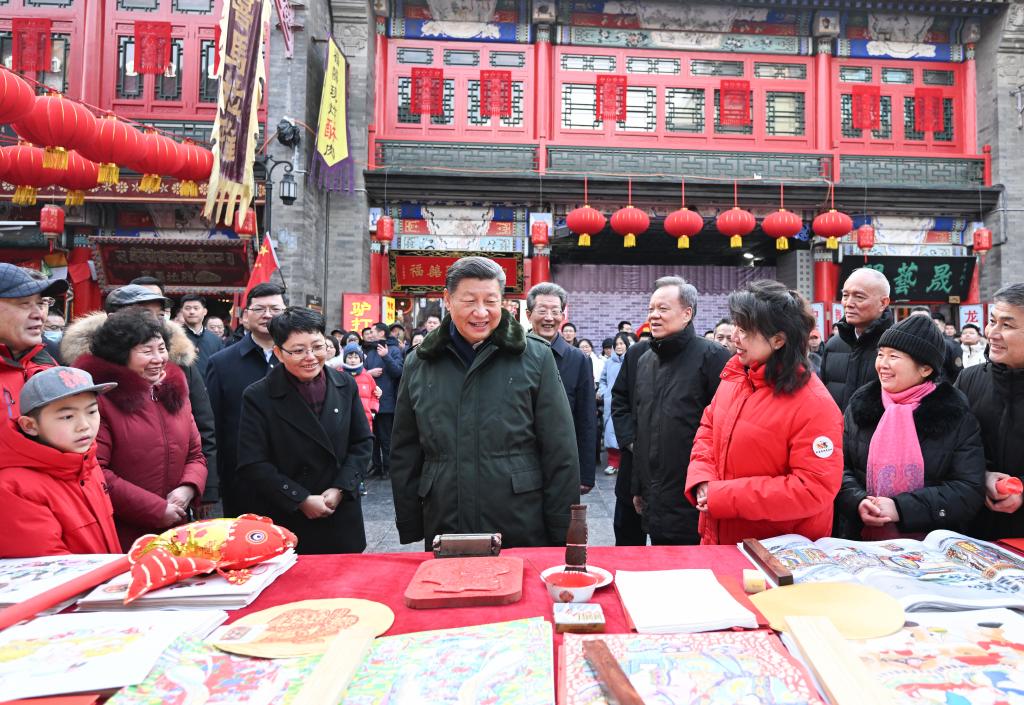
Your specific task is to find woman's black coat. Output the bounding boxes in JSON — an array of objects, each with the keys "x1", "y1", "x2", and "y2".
[
  {"x1": 237, "y1": 364, "x2": 374, "y2": 554},
  {"x1": 835, "y1": 380, "x2": 986, "y2": 538}
]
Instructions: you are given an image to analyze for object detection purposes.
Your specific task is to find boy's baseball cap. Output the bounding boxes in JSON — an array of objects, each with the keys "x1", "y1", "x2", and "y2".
[
  {"x1": 20, "y1": 367, "x2": 117, "y2": 415},
  {"x1": 0, "y1": 263, "x2": 68, "y2": 299}
]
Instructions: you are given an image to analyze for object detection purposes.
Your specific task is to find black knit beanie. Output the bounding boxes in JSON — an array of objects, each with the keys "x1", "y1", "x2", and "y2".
[{"x1": 877, "y1": 315, "x2": 946, "y2": 374}]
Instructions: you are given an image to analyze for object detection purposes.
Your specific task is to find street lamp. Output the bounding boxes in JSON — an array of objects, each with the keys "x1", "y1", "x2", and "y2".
[{"x1": 255, "y1": 152, "x2": 295, "y2": 243}]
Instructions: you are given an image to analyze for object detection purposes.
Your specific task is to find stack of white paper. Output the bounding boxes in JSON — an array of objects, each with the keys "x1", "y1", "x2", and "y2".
[
  {"x1": 76, "y1": 550, "x2": 296, "y2": 611},
  {"x1": 615, "y1": 568, "x2": 758, "y2": 633},
  {"x1": 0, "y1": 609, "x2": 227, "y2": 700}
]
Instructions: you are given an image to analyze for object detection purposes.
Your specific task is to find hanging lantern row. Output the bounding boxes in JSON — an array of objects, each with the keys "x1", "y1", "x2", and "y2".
[{"x1": 0, "y1": 67, "x2": 214, "y2": 206}]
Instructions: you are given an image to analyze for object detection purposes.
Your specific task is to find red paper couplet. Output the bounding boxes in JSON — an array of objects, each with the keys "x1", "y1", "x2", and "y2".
[
  {"x1": 851, "y1": 84, "x2": 881, "y2": 130},
  {"x1": 720, "y1": 79, "x2": 751, "y2": 126},
  {"x1": 595, "y1": 74, "x2": 627, "y2": 122},
  {"x1": 213, "y1": 24, "x2": 222, "y2": 75},
  {"x1": 11, "y1": 18, "x2": 52, "y2": 74},
  {"x1": 480, "y1": 69, "x2": 512, "y2": 118},
  {"x1": 134, "y1": 21, "x2": 173, "y2": 75},
  {"x1": 914, "y1": 87, "x2": 945, "y2": 133},
  {"x1": 411, "y1": 67, "x2": 445, "y2": 116}
]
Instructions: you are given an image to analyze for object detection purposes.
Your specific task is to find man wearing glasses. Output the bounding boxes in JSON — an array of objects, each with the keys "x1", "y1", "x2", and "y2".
[
  {"x1": 0, "y1": 264, "x2": 67, "y2": 419},
  {"x1": 237, "y1": 307, "x2": 373, "y2": 553},
  {"x1": 205, "y1": 283, "x2": 286, "y2": 516}
]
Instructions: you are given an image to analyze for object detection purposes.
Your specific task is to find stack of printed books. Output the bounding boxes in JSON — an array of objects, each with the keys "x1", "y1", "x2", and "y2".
[{"x1": 76, "y1": 550, "x2": 297, "y2": 611}]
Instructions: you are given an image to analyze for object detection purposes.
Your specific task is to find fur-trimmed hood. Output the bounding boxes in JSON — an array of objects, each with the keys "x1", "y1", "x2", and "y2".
[
  {"x1": 415, "y1": 310, "x2": 526, "y2": 360},
  {"x1": 74, "y1": 353, "x2": 189, "y2": 416},
  {"x1": 61, "y1": 311, "x2": 197, "y2": 368},
  {"x1": 847, "y1": 379, "x2": 970, "y2": 439}
]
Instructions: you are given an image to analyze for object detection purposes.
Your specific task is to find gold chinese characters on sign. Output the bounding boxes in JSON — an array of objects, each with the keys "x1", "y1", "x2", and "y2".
[{"x1": 316, "y1": 38, "x2": 349, "y2": 167}]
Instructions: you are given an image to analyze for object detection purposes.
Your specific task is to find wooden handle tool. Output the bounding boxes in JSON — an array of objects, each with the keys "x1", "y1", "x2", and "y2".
[
  {"x1": 742, "y1": 538, "x2": 794, "y2": 586},
  {"x1": 582, "y1": 639, "x2": 645, "y2": 705}
]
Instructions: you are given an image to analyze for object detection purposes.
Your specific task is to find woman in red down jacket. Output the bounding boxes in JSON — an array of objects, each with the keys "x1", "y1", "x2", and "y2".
[
  {"x1": 685, "y1": 280, "x2": 844, "y2": 546},
  {"x1": 74, "y1": 308, "x2": 206, "y2": 550}
]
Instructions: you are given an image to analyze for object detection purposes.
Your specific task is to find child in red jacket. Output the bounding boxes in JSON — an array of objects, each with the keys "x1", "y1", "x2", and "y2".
[
  {"x1": 0, "y1": 366, "x2": 121, "y2": 557},
  {"x1": 335, "y1": 343, "x2": 380, "y2": 431}
]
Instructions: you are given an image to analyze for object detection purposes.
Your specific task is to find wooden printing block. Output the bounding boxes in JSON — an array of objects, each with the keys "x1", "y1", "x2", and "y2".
[{"x1": 403, "y1": 556, "x2": 524, "y2": 609}]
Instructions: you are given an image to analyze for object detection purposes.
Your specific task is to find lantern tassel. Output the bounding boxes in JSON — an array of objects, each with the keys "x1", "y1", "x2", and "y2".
[
  {"x1": 826, "y1": 236, "x2": 839, "y2": 250},
  {"x1": 677, "y1": 235, "x2": 689, "y2": 249},
  {"x1": 43, "y1": 147, "x2": 69, "y2": 170},
  {"x1": 776, "y1": 238, "x2": 789, "y2": 251},
  {"x1": 730, "y1": 235, "x2": 742, "y2": 248},
  {"x1": 13, "y1": 186, "x2": 37, "y2": 207},
  {"x1": 624, "y1": 233, "x2": 636, "y2": 248},
  {"x1": 65, "y1": 190, "x2": 85, "y2": 207},
  {"x1": 180, "y1": 180, "x2": 198, "y2": 198},
  {"x1": 578, "y1": 233, "x2": 591, "y2": 247},
  {"x1": 98, "y1": 163, "x2": 120, "y2": 185}
]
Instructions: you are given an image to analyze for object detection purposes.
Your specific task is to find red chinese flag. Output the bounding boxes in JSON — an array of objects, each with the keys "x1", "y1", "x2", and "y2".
[
  {"x1": 720, "y1": 80, "x2": 751, "y2": 126},
  {"x1": 411, "y1": 67, "x2": 445, "y2": 116},
  {"x1": 134, "y1": 21, "x2": 173, "y2": 75},
  {"x1": 244, "y1": 235, "x2": 281, "y2": 303},
  {"x1": 914, "y1": 87, "x2": 945, "y2": 133},
  {"x1": 480, "y1": 70, "x2": 512, "y2": 118},
  {"x1": 11, "y1": 18, "x2": 52, "y2": 73},
  {"x1": 851, "y1": 85, "x2": 881, "y2": 130},
  {"x1": 595, "y1": 75, "x2": 627, "y2": 122}
]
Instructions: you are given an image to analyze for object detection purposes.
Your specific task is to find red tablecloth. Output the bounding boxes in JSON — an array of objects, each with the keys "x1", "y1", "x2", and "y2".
[{"x1": 230, "y1": 545, "x2": 765, "y2": 645}]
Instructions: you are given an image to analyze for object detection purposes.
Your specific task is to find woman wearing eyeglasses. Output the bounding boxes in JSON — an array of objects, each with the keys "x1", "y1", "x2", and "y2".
[
  {"x1": 236, "y1": 307, "x2": 374, "y2": 554},
  {"x1": 74, "y1": 308, "x2": 207, "y2": 550}
]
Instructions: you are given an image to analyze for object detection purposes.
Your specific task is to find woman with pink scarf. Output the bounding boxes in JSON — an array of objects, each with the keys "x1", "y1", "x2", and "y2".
[{"x1": 835, "y1": 315, "x2": 985, "y2": 539}]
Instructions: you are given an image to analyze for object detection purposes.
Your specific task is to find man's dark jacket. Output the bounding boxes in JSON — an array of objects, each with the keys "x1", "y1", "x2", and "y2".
[
  {"x1": 363, "y1": 336, "x2": 403, "y2": 413},
  {"x1": 237, "y1": 364, "x2": 373, "y2": 554},
  {"x1": 185, "y1": 326, "x2": 223, "y2": 377},
  {"x1": 389, "y1": 310, "x2": 580, "y2": 548},
  {"x1": 955, "y1": 361, "x2": 1024, "y2": 539},
  {"x1": 528, "y1": 332, "x2": 597, "y2": 488},
  {"x1": 610, "y1": 338, "x2": 650, "y2": 545},
  {"x1": 819, "y1": 309, "x2": 895, "y2": 410},
  {"x1": 835, "y1": 380, "x2": 985, "y2": 539},
  {"x1": 205, "y1": 333, "x2": 277, "y2": 515},
  {"x1": 631, "y1": 324, "x2": 730, "y2": 544}
]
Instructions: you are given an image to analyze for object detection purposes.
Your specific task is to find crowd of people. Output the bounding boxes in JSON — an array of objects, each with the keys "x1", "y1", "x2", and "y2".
[{"x1": 0, "y1": 256, "x2": 1021, "y2": 559}]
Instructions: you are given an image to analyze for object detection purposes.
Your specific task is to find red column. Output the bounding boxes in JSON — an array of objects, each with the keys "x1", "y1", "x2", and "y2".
[
  {"x1": 534, "y1": 28, "x2": 553, "y2": 142},
  {"x1": 79, "y1": 1, "x2": 104, "y2": 106},
  {"x1": 532, "y1": 253, "x2": 550, "y2": 284},
  {"x1": 814, "y1": 38, "x2": 832, "y2": 152},
  {"x1": 964, "y1": 45, "x2": 977, "y2": 154},
  {"x1": 813, "y1": 259, "x2": 840, "y2": 303},
  {"x1": 965, "y1": 263, "x2": 981, "y2": 305}
]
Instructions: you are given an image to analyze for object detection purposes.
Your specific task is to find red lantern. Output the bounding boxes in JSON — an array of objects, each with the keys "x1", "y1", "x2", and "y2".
[
  {"x1": 856, "y1": 223, "x2": 876, "y2": 252},
  {"x1": 3, "y1": 144, "x2": 54, "y2": 206},
  {"x1": 716, "y1": 208, "x2": 756, "y2": 249},
  {"x1": 610, "y1": 205, "x2": 649, "y2": 248},
  {"x1": 374, "y1": 215, "x2": 395, "y2": 244},
  {"x1": 58, "y1": 151, "x2": 100, "y2": 206},
  {"x1": 232, "y1": 208, "x2": 258, "y2": 239},
  {"x1": 174, "y1": 139, "x2": 213, "y2": 198},
  {"x1": 530, "y1": 220, "x2": 550, "y2": 247},
  {"x1": 39, "y1": 204, "x2": 65, "y2": 251},
  {"x1": 664, "y1": 208, "x2": 703, "y2": 249},
  {"x1": 0, "y1": 68, "x2": 36, "y2": 124},
  {"x1": 812, "y1": 210, "x2": 853, "y2": 250},
  {"x1": 566, "y1": 177, "x2": 606, "y2": 247},
  {"x1": 762, "y1": 210, "x2": 802, "y2": 251},
  {"x1": 79, "y1": 115, "x2": 144, "y2": 185},
  {"x1": 132, "y1": 131, "x2": 186, "y2": 193},
  {"x1": 13, "y1": 94, "x2": 97, "y2": 170},
  {"x1": 973, "y1": 227, "x2": 992, "y2": 254}
]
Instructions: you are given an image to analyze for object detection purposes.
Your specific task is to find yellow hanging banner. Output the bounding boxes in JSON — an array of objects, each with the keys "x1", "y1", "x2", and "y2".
[{"x1": 316, "y1": 38, "x2": 348, "y2": 167}]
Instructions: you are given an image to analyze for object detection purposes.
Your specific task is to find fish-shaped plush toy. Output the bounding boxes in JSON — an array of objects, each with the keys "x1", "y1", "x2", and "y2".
[{"x1": 125, "y1": 514, "x2": 298, "y2": 604}]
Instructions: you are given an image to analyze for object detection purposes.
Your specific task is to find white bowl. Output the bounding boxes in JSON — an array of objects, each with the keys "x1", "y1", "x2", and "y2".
[{"x1": 540, "y1": 567, "x2": 600, "y2": 603}]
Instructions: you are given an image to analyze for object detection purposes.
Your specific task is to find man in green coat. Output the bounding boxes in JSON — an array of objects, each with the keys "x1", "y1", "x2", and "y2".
[{"x1": 389, "y1": 257, "x2": 580, "y2": 548}]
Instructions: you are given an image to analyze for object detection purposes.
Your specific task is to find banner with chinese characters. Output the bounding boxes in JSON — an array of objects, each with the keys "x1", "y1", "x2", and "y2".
[
  {"x1": 133, "y1": 21, "x2": 173, "y2": 75},
  {"x1": 203, "y1": 0, "x2": 272, "y2": 227},
  {"x1": 92, "y1": 237, "x2": 249, "y2": 293},
  {"x1": 958, "y1": 304, "x2": 984, "y2": 332},
  {"x1": 411, "y1": 67, "x2": 445, "y2": 116},
  {"x1": 831, "y1": 302, "x2": 845, "y2": 327},
  {"x1": 595, "y1": 75, "x2": 627, "y2": 122},
  {"x1": 480, "y1": 70, "x2": 512, "y2": 118},
  {"x1": 382, "y1": 296, "x2": 397, "y2": 325},
  {"x1": 342, "y1": 294, "x2": 381, "y2": 333},
  {"x1": 851, "y1": 84, "x2": 880, "y2": 130},
  {"x1": 914, "y1": 87, "x2": 945, "y2": 133},
  {"x1": 11, "y1": 18, "x2": 51, "y2": 73},
  {"x1": 310, "y1": 37, "x2": 354, "y2": 193},
  {"x1": 719, "y1": 79, "x2": 751, "y2": 126},
  {"x1": 837, "y1": 255, "x2": 975, "y2": 303},
  {"x1": 389, "y1": 251, "x2": 524, "y2": 295}
]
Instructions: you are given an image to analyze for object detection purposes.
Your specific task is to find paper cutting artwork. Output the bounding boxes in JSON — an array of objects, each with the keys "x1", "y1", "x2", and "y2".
[
  {"x1": 341, "y1": 617, "x2": 554, "y2": 705},
  {"x1": 108, "y1": 636, "x2": 319, "y2": 705},
  {"x1": 561, "y1": 631, "x2": 824, "y2": 705},
  {"x1": 853, "y1": 608, "x2": 1024, "y2": 704}
]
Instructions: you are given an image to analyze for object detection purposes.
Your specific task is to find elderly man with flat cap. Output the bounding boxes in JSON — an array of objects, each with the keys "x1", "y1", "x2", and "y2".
[{"x1": 0, "y1": 264, "x2": 68, "y2": 418}]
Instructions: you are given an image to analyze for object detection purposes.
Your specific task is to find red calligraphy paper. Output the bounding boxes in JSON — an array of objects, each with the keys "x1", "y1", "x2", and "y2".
[
  {"x1": 851, "y1": 84, "x2": 881, "y2": 130},
  {"x1": 914, "y1": 87, "x2": 944, "y2": 133},
  {"x1": 480, "y1": 70, "x2": 512, "y2": 118},
  {"x1": 595, "y1": 75, "x2": 627, "y2": 122},
  {"x1": 213, "y1": 24, "x2": 222, "y2": 75},
  {"x1": 134, "y1": 21, "x2": 173, "y2": 75},
  {"x1": 11, "y1": 18, "x2": 52, "y2": 74},
  {"x1": 411, "y1": 67, "x2": 445, "y2": 116},
  {"x1": 720, "y1": 80, "x2": 751, "y2": 126}
]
